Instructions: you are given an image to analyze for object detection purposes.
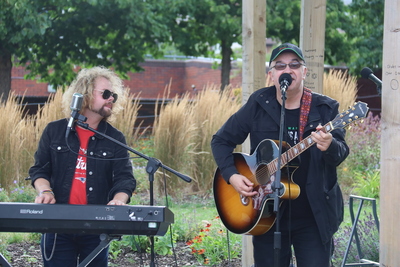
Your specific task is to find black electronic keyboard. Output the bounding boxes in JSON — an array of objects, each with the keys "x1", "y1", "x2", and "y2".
[{"x1": 0, "y1": 202, "x2": 173, "y2": 236}]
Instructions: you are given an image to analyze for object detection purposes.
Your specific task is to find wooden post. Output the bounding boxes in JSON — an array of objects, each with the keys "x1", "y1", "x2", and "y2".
[
  {"x1": 300, "y1": 0, "x2": 327, "y2": 94},
  {"x1": 380, "y1": 0, "x2": 400, "y2": 265},
  {"x1": 241, "y1": 0, "x2": 266, "y2": 266}
]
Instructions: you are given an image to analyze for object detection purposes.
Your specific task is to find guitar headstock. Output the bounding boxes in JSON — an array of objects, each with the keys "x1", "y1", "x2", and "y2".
[{"x1": 331, "y1": 102, "x2": 369, "y2": 129}]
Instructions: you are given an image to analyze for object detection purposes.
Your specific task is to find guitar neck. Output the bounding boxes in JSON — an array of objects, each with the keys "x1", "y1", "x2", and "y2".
[{"x1": 268, "y1": 121, "x2": 334, "y2": 174}]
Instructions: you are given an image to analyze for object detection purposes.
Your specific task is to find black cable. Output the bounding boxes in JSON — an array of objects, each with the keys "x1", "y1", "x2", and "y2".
[{"x1": 65, "y1": 134, "x2": 140, "y2": 162}]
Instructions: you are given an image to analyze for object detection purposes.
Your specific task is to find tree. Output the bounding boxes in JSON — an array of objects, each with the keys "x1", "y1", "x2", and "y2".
[
  {"x1": 164, "y1": 0, "x2": 355, "y2": 91},
  {"x1": 266, "y1": 0, "x2": 353, "y2": 67},
  {"x1": 162, "y1": 0, "x2": 242, "y2": 91},
  {"x1": 0, "y1": 0, "x2": 52, "y2": 101},
  {"x1": 266, "y1": 0, "x2": 383, "y2": 76},
  {"x1": 0, "y1": 0, "x2": 169, "y2": 101},
  {"x1": 344, "y1": 0, "x2": 384, "y2": 75}
]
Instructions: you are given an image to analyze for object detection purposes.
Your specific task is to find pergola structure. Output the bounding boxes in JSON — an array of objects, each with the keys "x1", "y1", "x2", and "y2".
[{"x1": 241, "y1": 0, "x2": 399, "y2": 266}]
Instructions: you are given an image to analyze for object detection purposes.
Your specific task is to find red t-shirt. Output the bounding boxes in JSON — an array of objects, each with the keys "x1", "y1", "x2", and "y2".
[{"x1": 69, "y1": 126, "x2": 95, "y2": 205}]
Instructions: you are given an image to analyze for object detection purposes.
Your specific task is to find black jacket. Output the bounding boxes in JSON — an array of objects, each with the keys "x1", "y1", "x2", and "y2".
[
  {"x1": 29, "y1": 119, "x2": 136, "y2": 205},
  {"x1": 211, "y1": 86, "x2": 349, "y2": 244}
]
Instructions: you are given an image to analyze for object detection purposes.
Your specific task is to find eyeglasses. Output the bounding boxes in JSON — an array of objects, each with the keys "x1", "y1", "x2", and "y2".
[
  {"x1": 97, "y1": 89, "x2": 118, "y2": 103},
  {"x1": 271, "y1": 61, "x2": 305, "y2": 71}
]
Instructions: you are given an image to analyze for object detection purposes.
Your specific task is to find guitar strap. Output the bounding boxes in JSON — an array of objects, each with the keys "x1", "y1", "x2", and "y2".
[{"x1": 299, "y1": 87, "x2": 312, "y2": 141}]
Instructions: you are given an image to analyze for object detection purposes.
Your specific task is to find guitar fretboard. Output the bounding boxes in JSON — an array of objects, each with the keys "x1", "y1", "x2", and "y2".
[{"x1": 267, "y1": 121, "x2": 334, "y2": 175}]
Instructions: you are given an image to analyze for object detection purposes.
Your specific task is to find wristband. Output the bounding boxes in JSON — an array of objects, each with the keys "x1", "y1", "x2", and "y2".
[{"x1": 39, "y1": 189, "x2": 54, "y2": 196}]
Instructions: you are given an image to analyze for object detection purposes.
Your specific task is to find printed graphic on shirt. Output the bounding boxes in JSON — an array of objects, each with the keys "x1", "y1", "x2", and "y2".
[
  {"x1": 285, "y1": 107, "x2": 300, "y2": 147},
  {"x1": 75, "y1": 149, "x2": 87, "y2": 184},
  {"x1": 287, "y1": 126, "x2": 299, "y2": 145}
]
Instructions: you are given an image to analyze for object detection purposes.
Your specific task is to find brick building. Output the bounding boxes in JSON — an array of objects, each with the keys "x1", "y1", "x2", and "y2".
[
  {"x1": 12, "y1": 59, "x2": 242, "y2": 100},
  {"x1": 11, "y1": 59, "x2": 381, "y2": 127}
]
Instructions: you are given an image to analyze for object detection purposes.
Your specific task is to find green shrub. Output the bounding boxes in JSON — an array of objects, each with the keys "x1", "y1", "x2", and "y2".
[
  {"x1": 351, "y1": 169, "x2": 380, "y2": 199},
  {"x1": 338, "y1": 112, "x2": 381, "y2": 199},
  {"x1": 8, "y1": 180, "x2": 37, "y2": 203}
]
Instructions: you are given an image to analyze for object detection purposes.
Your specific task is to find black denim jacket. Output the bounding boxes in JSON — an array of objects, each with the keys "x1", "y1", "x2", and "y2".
[{"x1": 29, "y1": 118, "x2": 136, "y2": 205}]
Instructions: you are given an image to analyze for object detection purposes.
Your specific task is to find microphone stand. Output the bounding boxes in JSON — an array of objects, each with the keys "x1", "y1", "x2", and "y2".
[
  {"x1": 75, "y1": 119, "x2": 192, "y2": 267},
  {"x1": 376, "y1": 84, "x2": 382, "y2": 97},
  {"x1": 272, "y1": 87, "x2": 287, "y2": 267}
]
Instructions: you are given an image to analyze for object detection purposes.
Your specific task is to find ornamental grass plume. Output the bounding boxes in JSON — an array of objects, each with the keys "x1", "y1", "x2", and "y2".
[
  {"x1": 153, "y1": 85, "x2": 241, "y2": 196},
  {"x1": 323, "y1": 69, "x2": 358, "y2": 112},
  {"x1": 0, "y1": 92, "x2": 34, "y2": 189},
  {"x1": 0, "y1": 87, "x2": 141, "y2": 193}
]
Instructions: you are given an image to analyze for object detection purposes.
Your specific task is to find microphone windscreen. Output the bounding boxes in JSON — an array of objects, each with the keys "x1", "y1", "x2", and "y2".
[
  {"x1": 279, "y1": 73, "x2": 292, "y2": 85},
  {"x1": 360, "y1": 67, "x2": 373, "y2": 79}
]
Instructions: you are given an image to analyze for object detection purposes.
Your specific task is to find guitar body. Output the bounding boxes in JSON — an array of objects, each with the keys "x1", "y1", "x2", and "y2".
[{"x1": 213, "y1": 139, "x2": 300, "y2": 235}]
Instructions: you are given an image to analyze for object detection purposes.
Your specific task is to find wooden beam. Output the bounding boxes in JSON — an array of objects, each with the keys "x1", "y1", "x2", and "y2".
[
  {"x1": 380, "y1": 0, "x2": 400, "y2": 265},
  {"x1": 300, "y1": 0, "x2": 327, "y2": 94},
  {"x1": 242, "y1": 0, "x2": 267, "y2": 103},
  {"x1": 241, "y1": 0, "x2": 266, "y2": 266}
]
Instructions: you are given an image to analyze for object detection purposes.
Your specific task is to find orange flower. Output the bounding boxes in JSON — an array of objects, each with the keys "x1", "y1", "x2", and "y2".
[
  {"x1": 191, "y1": 248, "x2": 197, "y2": 253},
  {"x1": 197, "y1": 249, "x2": 206, "y2": 254},
  {"x1": 218, "y1": 229, "x2": 224, "y2": 234},
  {"x1": 194, "y1": 236, "x2": 202, "y2": 243},
  {"x1": 204, "y1": 258, "x2": 210, "y2": 264},
  {"x1": 186, "y1": 240, "x2": 194, "y2": 246},
  {"x1": 206, "y1": 223, "x2": 211, "y2": 228}
]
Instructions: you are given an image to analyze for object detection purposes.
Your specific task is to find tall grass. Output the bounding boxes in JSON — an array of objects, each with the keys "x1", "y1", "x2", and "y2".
[
  {"x1": 323, "y1": 69, "x2": 358, "y2": 112},
  {"x1": 111, "y1": 91, "x2": 145, "y2": 147},
  {"x1": 0, "y1": 69, "x2": 363, "y2": 199},
  {"x1": 0, "y1": 93, "x2": 33, "y2": 189},
  {"x1": 153, "y1": 86, "x2": 241, "y2": 196},
  {"x1": 151, "y1": 70, "x2": 359, "y2": 197}
]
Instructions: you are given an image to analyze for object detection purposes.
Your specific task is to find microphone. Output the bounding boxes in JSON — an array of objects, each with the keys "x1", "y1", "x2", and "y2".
[
  {"x1": 279, "y1": 73, "x2": 292, "y2": 92},
  {"x1": 361, "y1": 67, "x2": 382, "y2": 87},
  {"x1": 66, "y1": 93, "x2": 83, "y2": 138}
]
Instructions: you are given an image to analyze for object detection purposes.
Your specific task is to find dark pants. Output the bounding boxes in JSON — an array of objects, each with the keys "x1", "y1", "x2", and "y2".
[
  {"x1": 253, "y1": 218, "x2": 332, "y2": 267},
  {"x1": 41, "y1": 233, "x2": 109, "y2": 267}
]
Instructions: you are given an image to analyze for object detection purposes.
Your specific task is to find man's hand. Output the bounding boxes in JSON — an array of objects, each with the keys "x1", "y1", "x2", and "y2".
[
  {"x1": 108, "y1": 192, "x2": 129, "y2": 205},
  {"x1": 34, "y1": 178, "x2": 56, "y2": 204},
  {"x1": 35, "y1": 190, "x2": 56, "y2": 204},
  {"x1": 311, "y1": 124, "x2": 332, "y2": 151},
  {"x1": 229, "y1": 174, "x2": 258, "y2": 197}
]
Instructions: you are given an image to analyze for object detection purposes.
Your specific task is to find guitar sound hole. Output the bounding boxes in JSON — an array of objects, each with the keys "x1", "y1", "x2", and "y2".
[
  {"x1": 256, "y1": 164, "x2": 270, "y2": 185},
  {"x1": 240, "y1": 195, "x2": 249, "y2": 206}
]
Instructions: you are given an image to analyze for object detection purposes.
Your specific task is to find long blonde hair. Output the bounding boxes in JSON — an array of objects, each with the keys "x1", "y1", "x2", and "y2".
[{"x1": 62, "y1": 66, "x2": 127, "y2": 121}]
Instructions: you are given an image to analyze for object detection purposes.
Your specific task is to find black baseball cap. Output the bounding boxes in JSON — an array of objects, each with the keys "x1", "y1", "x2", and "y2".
[{"x1": 269, "y1": 43, "x2": 305, "y2": 65}]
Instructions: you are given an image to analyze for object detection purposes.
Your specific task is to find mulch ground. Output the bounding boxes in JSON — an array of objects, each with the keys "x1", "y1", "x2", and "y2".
[{"x1": 5, "y1": 240, "x2": 241, "y2": 267}]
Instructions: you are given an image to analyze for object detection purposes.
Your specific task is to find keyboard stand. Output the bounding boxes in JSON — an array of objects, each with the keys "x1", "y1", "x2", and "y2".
[
  {"x1": 0, "y1": 252, "x2": 12, "y2": 267},
  {"x1": 0, "y1": 234, "x2": 121, "y2": 267},
  {"x1": 78, "y1": 234, "x2": 122, "y2": 267}
]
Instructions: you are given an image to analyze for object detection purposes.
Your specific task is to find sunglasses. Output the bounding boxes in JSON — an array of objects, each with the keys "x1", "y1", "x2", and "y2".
[
  {"x1": 271, "y1": 61, "x2": 305, "y2": 71},
  {"x1": 97, "y1": 89, "x2": 118, "y2": 103}
]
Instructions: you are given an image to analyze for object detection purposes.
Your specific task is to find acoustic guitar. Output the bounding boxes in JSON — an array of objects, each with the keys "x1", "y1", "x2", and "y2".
[{"x1": 213, "y1": 101, "x2": 369, "y2": 235}]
